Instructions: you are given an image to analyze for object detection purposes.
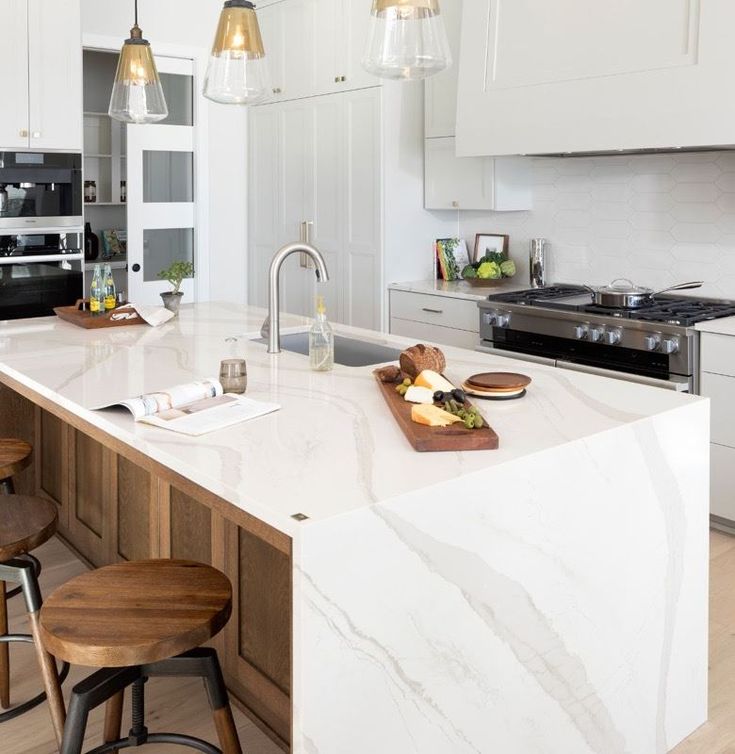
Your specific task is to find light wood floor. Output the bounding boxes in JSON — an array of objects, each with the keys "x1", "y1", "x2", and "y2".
[
  {"x1": 5, "y1": 532, "x2": 735, "y2": 753},
  {"x1": 3, "y1": 537, "x2": 283, "y2": 754}
]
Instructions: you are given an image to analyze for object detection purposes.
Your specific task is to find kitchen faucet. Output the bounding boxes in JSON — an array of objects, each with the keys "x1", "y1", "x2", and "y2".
[{"x1": 261, "y1": 242, "x2": 330, "y2": 354}]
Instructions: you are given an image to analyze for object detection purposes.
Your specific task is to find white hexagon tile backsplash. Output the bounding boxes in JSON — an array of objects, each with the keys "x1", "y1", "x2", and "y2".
[{"x1": 452, "y1": 150, "x2": 735, "y2": 299}]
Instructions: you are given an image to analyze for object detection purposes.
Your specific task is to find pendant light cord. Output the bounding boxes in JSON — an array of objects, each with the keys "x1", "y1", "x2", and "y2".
[{"x1": 134, "y1": 0, "x2": 138, "y2": 27}]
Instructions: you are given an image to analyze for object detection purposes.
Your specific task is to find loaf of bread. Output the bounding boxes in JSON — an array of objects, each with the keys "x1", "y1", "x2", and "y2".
[{"x1": 399, "y1": 344, "x2": 446, "y2": 379}]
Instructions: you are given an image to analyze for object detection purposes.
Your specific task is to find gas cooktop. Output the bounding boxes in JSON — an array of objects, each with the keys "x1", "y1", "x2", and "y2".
[{"x1": 487, "y1": 285, "x2": 735, "y2": 327}]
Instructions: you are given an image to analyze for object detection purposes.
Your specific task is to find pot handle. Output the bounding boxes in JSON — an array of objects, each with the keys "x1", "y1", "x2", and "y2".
[{"x1": 651, "y1": 281, "x2": 704, "y2": 298}]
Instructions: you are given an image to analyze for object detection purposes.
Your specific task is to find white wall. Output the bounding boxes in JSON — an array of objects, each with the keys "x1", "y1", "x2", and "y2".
[
  {"x1": 81, "y1": 0, "x2": 249, "y2": 304},
  {"x1": 427, "y1": 151, "x2": 735, "y2": 300}
]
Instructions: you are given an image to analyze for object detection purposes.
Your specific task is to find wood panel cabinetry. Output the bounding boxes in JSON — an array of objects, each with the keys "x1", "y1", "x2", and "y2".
[
  {"x1": 0, "y1": 381, "x2": 293, "y2": 749},
  {"x1": 456, "y1": 0, "x2": 735, "y2": 156},
  {"x1": 0, "y1": 0, "x2": 82, "y2": 151}
]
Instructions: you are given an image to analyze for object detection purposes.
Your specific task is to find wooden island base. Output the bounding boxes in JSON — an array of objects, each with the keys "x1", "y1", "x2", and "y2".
[{"x1": 0, "y1": 379, "x2": 292, "y2": 751}]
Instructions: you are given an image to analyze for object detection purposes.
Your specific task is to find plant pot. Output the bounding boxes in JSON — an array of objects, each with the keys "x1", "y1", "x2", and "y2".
[{"x1": 160, "y1": 291, "x2": 184, "y2": 316}]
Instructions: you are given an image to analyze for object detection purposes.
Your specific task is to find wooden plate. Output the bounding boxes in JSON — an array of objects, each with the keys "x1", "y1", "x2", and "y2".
[
  {"x1": 466, "y1": 372, "x2": 532, "y2": 391},
  {"x1": 462, "y1": 382, "x2": 526, "y2": 398}
]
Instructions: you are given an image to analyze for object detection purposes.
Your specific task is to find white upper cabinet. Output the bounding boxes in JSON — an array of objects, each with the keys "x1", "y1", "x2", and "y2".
[
  {"x1": 0, "y1": 0, "x2": 30, "y2": 150},
  {"x1": 0, "y1": 0, "x2": 82, "y2": 152},
  {"x1": 456, "y1": 0, "x2": 735, "y2": 155},
  {"x1": 258, "y1": 0, "x2": 378, "y2": 103},
  {"x1": 28, "y1": 0, "x2": 82, "y2": 151},
  {"x1": 425, "y1": 0, "x2": 462, "y2": 138}
]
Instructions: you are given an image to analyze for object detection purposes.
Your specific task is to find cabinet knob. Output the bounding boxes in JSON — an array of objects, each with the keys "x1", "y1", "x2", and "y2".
[
  {"x1": 19, "y1": 129, "x2": 28, "y2": 138},
  {"x1": 341, "y1": 76, "x2": 347, "y2": 82},
  {"x1": 451, "y1": 201, "x2": 459, "y2": 208},
  {"x1": 272, "y1": 87, "x2": 282, "y2": 94},
  {"x1": 334, "y1": 76, "x2": 340, "y2": 83},
  {"x1": 32, "y1": 131, "x2": 41, "y2": 139},
  {"x1": 132, "y1": 263, "x2": 141, "y2": 273}
]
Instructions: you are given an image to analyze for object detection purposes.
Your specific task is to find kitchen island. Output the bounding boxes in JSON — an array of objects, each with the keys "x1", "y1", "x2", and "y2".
[{"x1": 0, "y1": 303, "x2": 708, "y2": 754}]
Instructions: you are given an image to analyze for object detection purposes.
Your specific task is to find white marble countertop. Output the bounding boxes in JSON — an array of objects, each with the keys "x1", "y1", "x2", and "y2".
[
  {"x1": 696, "y1": 315, "x2": 735, "y2": 336},
  {"x1": 389, "y1": 279, "x2": 531, "y2": 301},
  {"x1": 0, "y1": 302, "x2": 704, "y2": 537}
]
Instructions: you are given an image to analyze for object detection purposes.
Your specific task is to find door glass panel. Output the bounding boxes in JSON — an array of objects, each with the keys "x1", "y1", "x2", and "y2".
[
  {"x1": 158, "y1": 73, "x2": 194, "y2": 126},
  {"x1": 143, "y1": 151, "x2": 194, "y2": 203},
  {"x1": 143, "y1": 228, "x2": 194, "y2": 282}
]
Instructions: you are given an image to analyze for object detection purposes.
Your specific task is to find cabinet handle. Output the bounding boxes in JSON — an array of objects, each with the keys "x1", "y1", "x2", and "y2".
[
  {"x1": 341, "y1": 76, "x2": 347, "y2": 82},
  {"x1": 272, "y1": 87, "x2": 282, "y2": 94},
  {"x1": 19, "y1": 129, "x2": 28, "y2": 138},
  {"x1": 300, "y1": 221, "x2": 314, "y2": 268},
  {"x1": 422, "y1": 307, "x2": 444, "y2": 314},
  {"x1": 334, "y1": 76, "x2": 340, "y2": 83}
]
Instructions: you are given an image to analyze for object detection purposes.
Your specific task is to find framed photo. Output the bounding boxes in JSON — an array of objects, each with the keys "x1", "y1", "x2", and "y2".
[
  {"x1": 435, "y1": 238, "x2": 470, "y2": 281},
  {"x1": 474, "y1": 233, "x2": 509, "y2": 262}
]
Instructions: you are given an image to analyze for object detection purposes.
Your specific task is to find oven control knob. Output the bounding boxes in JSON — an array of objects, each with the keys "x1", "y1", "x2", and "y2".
[
  {"x1": 589, "y1": 326, "x2": 604, "y2": 343},
  {"x1": 662, "y1": 337, "x2": 680, "y2": 355},
  {"x1": 574, "y1": 325, "x2": 589, "y2": 340},
  {"x1": 644, "y1": 334, "x2": 662, "y2": 352},
  {"x1": 483, "y1": 311, "x2": 498, "y2": 326},
  {"x1": 497, "y1": 313, "x2": 511, "y2": 328},
  {"x1": 604, "y1": 328, "x2": 622, "y2": 346}
]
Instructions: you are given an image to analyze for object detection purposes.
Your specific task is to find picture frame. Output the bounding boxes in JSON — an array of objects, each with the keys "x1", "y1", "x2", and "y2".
[
  {"x1": 474, "y1": 233, "x2": 510, "y2": 263},
  {"x1": 435, "y1": 238, "x2": 470, "y2": 281}
]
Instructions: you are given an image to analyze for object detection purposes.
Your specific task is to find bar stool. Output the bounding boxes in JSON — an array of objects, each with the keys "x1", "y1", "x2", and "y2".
[
  {"x1": 0, "y1": 495, "x2": 68, "y2": 729},
  {"x1": 39, "y1": 559, "x2": 243, "y2": 754},
  {"x1": 0, "y1": 438, "x2": 35, "y2": 712}
]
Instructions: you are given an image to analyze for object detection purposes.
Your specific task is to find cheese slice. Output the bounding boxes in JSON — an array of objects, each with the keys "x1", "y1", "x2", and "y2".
[
  {"x1": 404, "y1": 386, "x2": 435, "y2": 404},
  {"x1": 411, "y1": 404, "x2": 463, "y2": 427},
  {"x1": 414, "y1": 370, "x2": 454, "y2": 393}
]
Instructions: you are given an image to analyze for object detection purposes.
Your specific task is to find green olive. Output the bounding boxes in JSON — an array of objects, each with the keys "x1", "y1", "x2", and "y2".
[{"x1": 403, "y1": 378, "x2": 412, "y2": 387}]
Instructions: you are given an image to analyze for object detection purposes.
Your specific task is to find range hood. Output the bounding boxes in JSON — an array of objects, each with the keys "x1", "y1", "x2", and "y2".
[{"x1": 531, "y1": 145, "x2": 735, "y2": 159}]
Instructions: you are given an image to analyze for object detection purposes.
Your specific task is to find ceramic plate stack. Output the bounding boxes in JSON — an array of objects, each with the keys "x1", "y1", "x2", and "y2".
[{"x1": 462, "y1": 372, "x2": 532, "y2": 400}]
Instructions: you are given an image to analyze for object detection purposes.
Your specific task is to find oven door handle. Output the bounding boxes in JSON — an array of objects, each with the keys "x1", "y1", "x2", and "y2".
[
  {"x1": 556, "y1": 360, "x2": 690, "y2": 392},
  {"x1": 0, "y1": 253, "x2": 84, "y2": 265},
  {"x1": 476, "y1": 343, "x2": 557, "y2": 367}
]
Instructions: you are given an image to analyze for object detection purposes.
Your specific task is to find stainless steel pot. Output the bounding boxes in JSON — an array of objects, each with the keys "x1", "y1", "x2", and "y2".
[{"x1": 587, "y1": 278, "x2": 703, "y2": 309}]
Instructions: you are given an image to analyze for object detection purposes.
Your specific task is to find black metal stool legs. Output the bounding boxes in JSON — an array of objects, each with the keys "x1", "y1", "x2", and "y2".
[
  {"x1": 61, "y1": 649, "x2": 238, "y2": 754},
  {"x1": 0, "y1": 558, "x2": 69, "y2": 724},
  {"x1": 0, "y1": 477, "x2": 15, "y2": 495}
]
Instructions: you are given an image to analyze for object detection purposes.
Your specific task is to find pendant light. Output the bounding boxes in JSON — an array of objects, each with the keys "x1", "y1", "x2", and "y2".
[
  {"x1": 108, "y1": 0, "x2": 168, "y2": 124},
  {"x1": 203, "y1": 0, "x2": 270, "y2": 105},
  {"x1": 362, "y1": 0, "x2": 451, "y2": 81}
]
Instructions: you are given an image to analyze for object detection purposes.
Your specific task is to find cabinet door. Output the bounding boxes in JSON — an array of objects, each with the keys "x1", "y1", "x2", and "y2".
[
  {"x1": 0, "y1": 0, "x2": 30, "y2": 150},
  {"x1": 457, "y1": 0, "x2": 734, "y2": 156},
  {"x1": 248, "y1": 105, "x2": 281, "y2": 308},
  {"x1": 313, "y1": 0, "x2": 341, "y2": 95},
  {"x1": 28, "y1": 0, "x2": 82, "y2": 151},
  {"x1": 338, "y1": 0, "x2": 380, "y2": 92},
  {"x1": 712, "y1": 444, "x2": 735, "y2": 523},
  {"x1": 281, "y1": 0, "x2": 318, "y2": 100},
  {"x1": 341, "y1": 88, "x2": 381, "y2": 329},
  {"x1": 425, "y1": 137, "x2": 495, "y2": 211},
  {"x1": 424, "y1": 0, "x2": 462, "y2": 138},
  {"x1": 257, "y1": 2, "x2": 285, "y2": 100}
]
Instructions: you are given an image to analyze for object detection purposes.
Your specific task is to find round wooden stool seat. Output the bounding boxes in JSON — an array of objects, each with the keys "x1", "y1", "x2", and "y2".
[
  {"x1": 39, "y1": 560, "x2": 232, "y2": 668},
  {"x1": 0, "y1": 439, "x2": 32, "y2": 482},
  {"x1": 0, "y1": 495, "x2": 57, "y2": 562}
]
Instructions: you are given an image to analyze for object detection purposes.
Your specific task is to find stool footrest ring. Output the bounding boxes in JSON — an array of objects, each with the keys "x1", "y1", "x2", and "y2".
[
  {"x1": 0, "y1": 649, "x2": 69, "y2": 724},
  {"x1": 85, "y1": 733, "x2": 222, "y2": 754}
]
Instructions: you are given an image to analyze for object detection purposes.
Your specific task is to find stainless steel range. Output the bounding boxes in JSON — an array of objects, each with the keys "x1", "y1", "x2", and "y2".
[{"x1": 478, "y1": 285, "x2": 735, "y2": 393}]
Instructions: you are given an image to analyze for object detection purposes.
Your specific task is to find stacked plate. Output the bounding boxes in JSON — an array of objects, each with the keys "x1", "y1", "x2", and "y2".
[{"x1": 462, "y1": 372, "x2": 532, "y2": 400}]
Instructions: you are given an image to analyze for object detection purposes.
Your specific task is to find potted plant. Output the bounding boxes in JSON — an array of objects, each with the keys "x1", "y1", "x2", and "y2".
[{"x1": 157, "y1": 260, "x2": 194, "y2": 315}]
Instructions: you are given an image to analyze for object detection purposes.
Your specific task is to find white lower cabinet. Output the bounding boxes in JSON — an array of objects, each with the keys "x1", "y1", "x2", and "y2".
[
  {"x1": 389, "y1": 290, "x2": 479, "y2": 349},
  {"x1": 699, "y1": 332, "x2": 735, "y2": 524}
]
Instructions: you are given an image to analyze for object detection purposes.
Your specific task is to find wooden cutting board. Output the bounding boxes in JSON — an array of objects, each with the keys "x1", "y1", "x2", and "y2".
[{"x1": 374, "y1": 372, "x2": 499, "y2": 452}]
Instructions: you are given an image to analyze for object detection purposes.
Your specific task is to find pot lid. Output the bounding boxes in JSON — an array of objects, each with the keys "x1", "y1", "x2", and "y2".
[{"x1": 596, "y1": 278, "x2": 653, "y2": 295}]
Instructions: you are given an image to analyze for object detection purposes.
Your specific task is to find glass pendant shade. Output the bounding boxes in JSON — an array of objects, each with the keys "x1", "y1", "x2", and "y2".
[
  {"x1": 362, "y1": 0, "x2": 451, "y2": 81},
  {"x1": 108, "y1": 25, "x2": 168, "y2": 124},
  {"x1": 203, "y1": 0, "x2": 270, "y2": 105}
]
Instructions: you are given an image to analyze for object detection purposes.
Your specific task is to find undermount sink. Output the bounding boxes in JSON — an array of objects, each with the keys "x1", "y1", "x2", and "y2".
[{"x1": 254, "y1": 332, "x2": 401, "y2": 367}]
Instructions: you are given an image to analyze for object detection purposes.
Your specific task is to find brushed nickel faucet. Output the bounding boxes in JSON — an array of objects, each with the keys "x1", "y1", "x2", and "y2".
[{"x1": 261, "y1": 242, "x2": 330, "y2": 354}]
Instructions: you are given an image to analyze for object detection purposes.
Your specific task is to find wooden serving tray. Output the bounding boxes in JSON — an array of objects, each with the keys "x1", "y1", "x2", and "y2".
[
  {"x1": 54, "y1": 299, "x2": 146, "y2": 329},
  {"x1": 374, "y1": 371, "x2": 499, "y2": 452}
]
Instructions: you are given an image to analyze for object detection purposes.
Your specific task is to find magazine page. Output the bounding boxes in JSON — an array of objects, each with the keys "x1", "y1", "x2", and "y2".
[
  {"x1": 138, "y1": 394, "x2": 281, "y2": 436},
  {"x1": 91, "y1": 378, "x2": 223, "y2": 420}
]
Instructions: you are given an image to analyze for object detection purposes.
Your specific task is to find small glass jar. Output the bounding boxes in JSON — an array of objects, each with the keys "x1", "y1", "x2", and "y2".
[{"x1": 84, "y1": 180, "x2": 97, "y2": 204}]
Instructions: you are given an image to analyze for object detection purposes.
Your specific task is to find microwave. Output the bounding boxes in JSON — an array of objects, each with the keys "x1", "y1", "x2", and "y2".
[{"x1": 0, "y1": 152, "x2": 83, "y2": 233}]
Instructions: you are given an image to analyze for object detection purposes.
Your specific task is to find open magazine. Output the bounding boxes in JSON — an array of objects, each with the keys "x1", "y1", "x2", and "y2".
[{"x1": 92, "y1": 378, "x2": 280, "y2": 436}]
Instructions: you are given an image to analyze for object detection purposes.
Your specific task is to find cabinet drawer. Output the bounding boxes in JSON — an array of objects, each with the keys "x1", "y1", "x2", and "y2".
[
  {"x1": 700, "y1": 372, "x2": 735, "y2": 447},
  {"x1": 700, "y1": 333, "x2": 735, "y2": 377},
  {"x1": 390, "y1": 290, "x2": 479, "y2": 332},
  {"x1": 390, "y1": 318, "x2": 479, "y2": 350},
  {"x1": 712, "y1": 443, "x2": 735, "y2": 521}
]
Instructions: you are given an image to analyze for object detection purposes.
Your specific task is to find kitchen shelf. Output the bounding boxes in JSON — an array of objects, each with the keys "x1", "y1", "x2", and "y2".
[
  {"x1": 83, "y1": 111, "x2": 110, "y2": 118},
  {"x1": 84, "y1": 153, "x2": 113, "y2": 158},
  {"x1": 85, "y1": 202, "x2": 126, "y2": 207},
  {"x1": 84, "y1": 258, "x2": 127, "y2": 271}
]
